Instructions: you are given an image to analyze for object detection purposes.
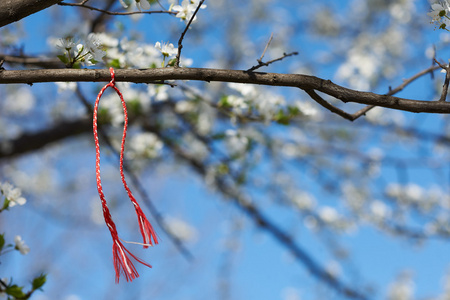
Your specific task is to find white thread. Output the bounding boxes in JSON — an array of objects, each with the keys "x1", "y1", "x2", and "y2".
[{"x1": 119, "y1": 237, "x2": 154, "y2": 247}]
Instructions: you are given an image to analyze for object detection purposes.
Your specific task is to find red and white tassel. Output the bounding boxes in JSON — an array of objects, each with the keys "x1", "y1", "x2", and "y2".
[{"x1": 93, "y1": 67, "x2": 158, "y2": 282}]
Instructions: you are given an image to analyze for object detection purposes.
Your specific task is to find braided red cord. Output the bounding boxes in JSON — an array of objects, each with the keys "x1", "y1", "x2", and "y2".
[{"x1": 93, "y1": 67, "x2": 158, "y2": 283}]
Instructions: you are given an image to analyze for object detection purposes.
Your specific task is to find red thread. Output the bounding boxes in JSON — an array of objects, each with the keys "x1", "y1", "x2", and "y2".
[{"x1": 93, "y1": 67, "x2": 158, "y2": 283}]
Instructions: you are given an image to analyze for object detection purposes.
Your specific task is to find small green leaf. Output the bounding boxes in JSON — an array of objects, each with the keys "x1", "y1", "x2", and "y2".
[
  {"x1": 167, "y1": 58, "x2": 176, "y2": 67},
  {"x1": 2, "y1": 198, "x2": 10, "y2": 210},
  {"x1": 287, "y1": 105, "x2": 300, "y2": 116},
  {"x1": 0, "y1": 234, "x2": 4, "y2": 252},
  {"x1": 5, "y1": 284, "x2": 26, "y2": 298},
  {"x1": 274, "y1": 110, "x2": 290, "y2": 125},
  {"x1": 32, "y1": 274, "x2": 46, "y2": 290},
  {"x1": 57, "y1": 54, "x2": 69, "y2": 64},
  {"x1": 127, "y1": 99, "x2": 141, "y2": 115},
  {"x1": 218, "y1": 96, "x2": 231, "y2": 109},
  {"x1": 109, "y1": 58, "x2": 121, "y2": 69},
  {"x1": 236, "y1": 172, "x2": 246, "y2": 185},
  {"x1": 217, "y1": 163, "x2": 229, "y2": 175},
  {"x1": 211, "y1": 133, "x2": 226, "y2": 140}
]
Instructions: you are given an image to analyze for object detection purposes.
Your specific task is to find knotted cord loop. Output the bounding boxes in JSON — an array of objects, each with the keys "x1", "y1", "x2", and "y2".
[{"x1": 93, "y1": 67, "x2": 158, "y2": 283}]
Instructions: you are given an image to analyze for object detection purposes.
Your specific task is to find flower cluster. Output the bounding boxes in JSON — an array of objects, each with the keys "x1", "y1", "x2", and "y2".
[
  {"x1": 222, "y1": 83, "x2": 288, "y2": 123},
  {"x1": 119, "y1": 0, "x2": 151, "y2": 11},
  {"x1": 117, "y1": 0, "x2": 207, "y2": 20},
  {"x1": 172, "y1": 0, "x2": 207, "y2": 24},
  {"x1": 55, "y1": 34, "x2": 106, "y2": 67},
  {"x1": 127, "y1": 132, "x2": 164, "y2": 160},
  {"x1": 428, "y1": 1, "x2": 450, "y2": 30},
  {"x1": 1, "y1": 182, "x2": 26, "y2": 210},
  {"x1": 225, "y1": 129, "x2": 249, "y2": 156}
]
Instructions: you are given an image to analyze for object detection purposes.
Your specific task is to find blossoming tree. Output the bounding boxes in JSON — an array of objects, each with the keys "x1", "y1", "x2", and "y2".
[{"x1": 1, "y1": 0, "x2": 450, "y2": 299}]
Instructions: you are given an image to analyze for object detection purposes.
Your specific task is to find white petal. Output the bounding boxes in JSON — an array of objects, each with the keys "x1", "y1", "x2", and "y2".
[
  {"x1": 119, "y1": 0, "x2": 129, "y2": 8},
  {"x1": 139, "y1": 0, "x2": 151, "y2": 10}
]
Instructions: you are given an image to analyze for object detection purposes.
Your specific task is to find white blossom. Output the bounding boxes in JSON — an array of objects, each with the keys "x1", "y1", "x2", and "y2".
[
  {"x1": 85, "y1": 33, "x2": 106, "y2": 62},
  {"x1": 14, "y1": 235, "x2": 30, "y2": 255},
  {"x1": 281, "y1": 287, "x2": 301, "y2": 300},
  {"x1": 318, "y1": 206, "x2": 339, "y2": 224},
  {"x1": 295, "y1": 100, "x2": 322, "y2": 120},
  {"x1": 228, "y1": 83, "x2": 258, "y2": 98},
  {"x1": 291, "y1": 192, "x2": 315, "y2": 210},
  {"x1": 94, "y1": 32, "x2": 119, "y2": 48},
  {"x1": 428, "y1": 3, "x2": 449, "y2": 22},
  {"x1": 388, "y1": 272, "x2": 414, "y2": 300},
  {"x1": 127, "y1": 132, "x2": 163, "y2": 159},
  {"x1": 136, "y1": 0, "x2": 150, "y2": 11},
  {"x1": 56, "y1": 36, "x2": 76, "y2": 50},
  {"x1": 225, "y1": 95, "x2": 249, "y2": 114},
  {"x1": 175, "y1": 100, "x2": 196, "y2": 113},
  {"x1": 325, "y1": 260, "x2": 341, "y2": 278},
  {"x1": 370, "y1": 200, "x2": 391, "y2": 220},
  {"x1": 225, "y1": 129, "x2": 249, "y2": 155},
  {"x1": 164, "y1": 216, "x2": 198, "y2": 242},
  {"x1": 155, "y1": 41, "x2": 177, "y2": 57},
  {"x1": 119, "y1": 0, "x2": 130, "y2": 8},
  {"x1": 148, "y1": 85, "x2": 170, "y2": 102},
  {"x1": 55, "y1": 82, "x2": 77, "y2": 93},
  {"x1": 71, "y1": 33, "x2": 106, "y2": 66},
  {"x1": 182, "y1": 133, "x2": 209, "y2": 161},
  {"x1": 0, "y1": 182, "x2": 26, "y2": 207},
  {"x1": 4, "y1": 87, "x2": 35, "y2": 115},
  {"x1": 118, "y1": 39, "x2": 160, "y2": 68}
]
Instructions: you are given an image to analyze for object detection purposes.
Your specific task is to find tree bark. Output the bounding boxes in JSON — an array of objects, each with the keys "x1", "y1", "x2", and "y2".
[{"x1": 0, "y1": 0, "x2": 62, "y2": 28}]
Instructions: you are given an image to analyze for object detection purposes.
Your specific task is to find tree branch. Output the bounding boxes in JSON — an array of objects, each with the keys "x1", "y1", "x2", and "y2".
[
  {"x1": 0, "y1": 54, "x2": 64, "y2": 68},
  {"x1": 304, "y1": 89, "x2": 368, "y2": 121},
  {"x1": 58, "y1": 1, "x2": 176, "y2": 16},
  {"x1": 0, "y1": 0, "x2": 62, "y2": 28},
  {"x1": 1, "y1": 67, "x2": 450, "y2": 115},
  {"x1": 0, "y1": 118, "x2": 91, "y2": 159}
]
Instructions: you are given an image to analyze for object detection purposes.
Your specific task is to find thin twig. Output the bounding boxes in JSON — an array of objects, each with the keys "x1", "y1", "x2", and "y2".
[
  {"x1": 247, "y1": 51, "x2": 299, "y2": 72},
  {"x1": 258, "y1": 33, "x2": 274, "y2": 62},
  {"x1": 356, "y1": 64, "x2": 443, "y2": 118},
  {"x1": 434, "y1": 58, "x2": 450, "y2": 102},
  {"x1": 58, "y1": 2, "x2": 176, "y2": 16},
  {"x1": 175, "y1": 0, "x2": 206, "y2": 68},
  {"x1": 387, "y1": 64, "x2": 441, "y2": 96},
  {"x1": 305, "y1": 89, "x2": 359, "y2": 121}
]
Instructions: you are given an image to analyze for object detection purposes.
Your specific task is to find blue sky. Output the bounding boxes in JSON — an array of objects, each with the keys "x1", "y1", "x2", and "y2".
[{"x1": 2, "y1": 1, "x2": 450, "y2": 300}]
